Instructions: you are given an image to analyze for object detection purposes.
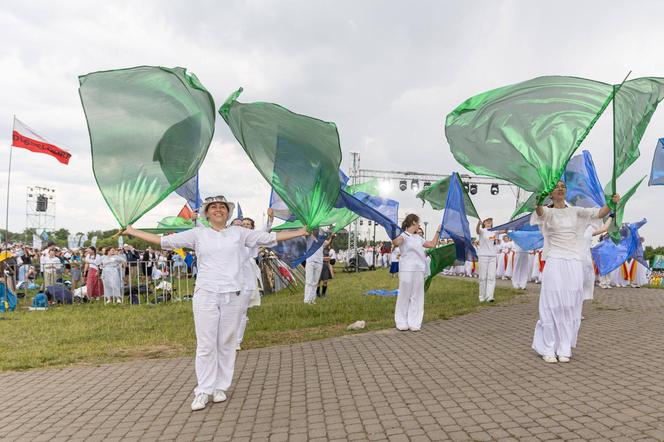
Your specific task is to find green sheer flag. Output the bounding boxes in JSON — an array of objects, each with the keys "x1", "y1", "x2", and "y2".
[
  {"x1": 271, "y1": 180, "x2": 380, "y2": 232},
  {"x1": 219, "y1": 88, "x2": 342, "y2": 230},
  {"x1": 139, "y1": 215, "x2": 208, "y2": 233},
  {"x1": 610, "y1": 77, "x2": 664, "y2": 195},
  {"x1": 446, "y1": 76, "x2": 614, "y2": 198},
  {"x1": 416, "y1": 175, "x2": 479, "y2": 218},
  {"x1": 79, "y1": 66, "x2": 215, "y2": 228},
  {"x1": 424, "y1": 244, "x2": 457, "y2": 292},
  {"x1": 608, "y1": 176, "x2": 646, "y2": 241}
]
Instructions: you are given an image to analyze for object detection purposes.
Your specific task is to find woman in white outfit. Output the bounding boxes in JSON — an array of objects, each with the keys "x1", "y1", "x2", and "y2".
[
  {"x1": 476, "y1": 218, "x2": 502, "y2": 302},
  {"x1": 123, "y1": 196, "x2": 308, "y2": 411},
  {"x1": 511, "y1": 242, "x2": 531, "y2": 290},
  {"x1": 101, "y1": 248, "x2": 125, "y2": 304},
  {"x1": 391, "y1": 214, "x2": 440, "y2": 331},
  {"x1": 531, "y1": 181, "x2": 618, "y2": 363}
]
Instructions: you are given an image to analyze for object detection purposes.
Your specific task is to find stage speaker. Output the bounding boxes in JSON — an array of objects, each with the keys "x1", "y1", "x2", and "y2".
[{"x1": 36, "y1": 195, "x2": 48, "y2": 212}]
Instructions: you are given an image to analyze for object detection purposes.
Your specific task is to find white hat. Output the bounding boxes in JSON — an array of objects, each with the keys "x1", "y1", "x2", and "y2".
[{"x1": 200, "y1": 195, "x2": 235, "y2": 220}]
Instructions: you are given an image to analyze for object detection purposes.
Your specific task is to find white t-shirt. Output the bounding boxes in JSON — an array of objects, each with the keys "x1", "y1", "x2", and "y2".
[
  {"x1": 398, "y1": 232, "x2": 426, "y2": 272},
  {"x1": 390, "y1": 247, "x2": 399, "y2": 263},
  {"x1": 477, "y1": 227, "x2": 497, "y2": 257},
  {"x1": 530, "y1": 206, "x2": 599, "y2": 260},
  {"x1": 161, "y1": 226, "x2": 277, "y2": 293}
]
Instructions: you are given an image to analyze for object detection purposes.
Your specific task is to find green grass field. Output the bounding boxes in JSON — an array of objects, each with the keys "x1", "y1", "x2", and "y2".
[{"x1": 0, "y1": 269, "x2": 522, "y2": 372}]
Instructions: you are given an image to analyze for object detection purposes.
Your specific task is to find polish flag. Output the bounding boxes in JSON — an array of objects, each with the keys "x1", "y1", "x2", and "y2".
[
  {"x1": 11, "y1": 117, "x2": 71, "y2": 165},
  {"x1": 177, "y1": 204, "x2": 194, "y2": 220}
]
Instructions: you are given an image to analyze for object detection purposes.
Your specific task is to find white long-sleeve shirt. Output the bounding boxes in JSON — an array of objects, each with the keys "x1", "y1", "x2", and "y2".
[
  {"x1": 161, "y1": 226, "x2": 276, "y2": 293},
  {"x1": 530, "y1": 206, "x2": 600, "y2": 260}
]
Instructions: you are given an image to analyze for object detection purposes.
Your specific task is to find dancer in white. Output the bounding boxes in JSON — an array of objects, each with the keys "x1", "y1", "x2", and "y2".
[
  {"x1": 236, "y1": 209, "x2": 274, "y2": 351},
  {"x1": 101, "y1": 248, "x2": 125, "y2": 304},
  {"x1": 511, "y1": 242, "x2": 531, "y2": 290},
  {"x1": 476, "y1": 218, "x2": 500, "y2": 302},
  {"x1": 531, "y1": 181, "x2": 618, "y2": 363},
  {"x1": 122, "y1": 195, "x2": 309, "y2": 411},
  {"x1": 391, "y1": 214, "x2": 440, "y2": 331},
  {"x1": 303, "y1": 234, "x2": 333, "y2": 304}
]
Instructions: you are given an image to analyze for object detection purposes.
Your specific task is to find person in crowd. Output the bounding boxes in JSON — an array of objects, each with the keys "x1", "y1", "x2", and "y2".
[
  {"x1": 531, "y1": 180, "x2": 618, "y2": 363},
  {"x1": 317, "y1": 234, "x2": 336, "y2": 298},
  {"x1": 391, "y1": 214, "x2": 440, "y2": 331},
  {"x1": 101, "y1": 248, "x2": 125, "y2": 304},
  {"x1": 69, "y1": 251, "x2": 83, "y2": 291},
  {"x1": 121, "y1": 195, "x2": 309, "y2": 411},
  {"x1": 84, "y1": 246, "x2": 104, "y2": 299},
  {"x1": 41, "y1": 247, "x2": 61, "y2": 289},
  {"x1": 389, "y1": 244, "x2": 400, "y2": 278}
]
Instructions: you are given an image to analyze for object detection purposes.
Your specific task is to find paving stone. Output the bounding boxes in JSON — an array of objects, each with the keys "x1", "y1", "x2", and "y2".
[{"x1": 0, "y1": 282, "x2": 662, "y2": 441}]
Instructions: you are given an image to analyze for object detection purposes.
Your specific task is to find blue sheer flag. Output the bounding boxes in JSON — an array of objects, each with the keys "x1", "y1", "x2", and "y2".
[
  {"x1": 563, "y1": 150, "x2": 605, "y2": 207},
  {"x1": 175, "y1": 174, "x2": 203, "y2": 211},
  {"x1": 591, "y1": 219, "x2": 647, "y2": 275},
  {"x1": 269, "y1": 188, "x2": 296, "y2": 221},
  {"x1": 649, "y1": 138, "x2": 664, "y2": 185},
  {"x1": 271, "y1": 230, "x2": 328, "y2": 268},
  {"x1": 509, "y1": 229, "x2": 544, "y2": 251},
  {"x1": 40, "y1": 230, "x2": 49, "y2": 242},
  {"x1": 337, "y1": 190, "x2": 401, "y2": 239},
  {"x1": 237, "y1": 203, "x2": 244, "y2": 220},
  {"x1": 439, "y1": 172, "x2": 477, "y2": 261},
  {"x1": 490, "y1": 213, "x2": 535, "y2": 232},
  {"x1": 339, "y1": 169, "x2": 350, "y2": 187}
]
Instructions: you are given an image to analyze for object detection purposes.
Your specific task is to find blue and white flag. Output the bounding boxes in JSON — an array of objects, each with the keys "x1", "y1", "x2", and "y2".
[
  {"x1": 563, "y1": 150, "x2": 605, "y2": 208},
  {"x1": 648, "y1": 138, "x2": 664, "y2": 186},
  {"x1": 337, "y1": 191, "x2": 401, "y2": 239},
  {"x1": 237, "y1": 203, "x2": 244, "y2": 220},
  {"x1": 40, "y1": 230, "x2": 49, "y2": 242}
]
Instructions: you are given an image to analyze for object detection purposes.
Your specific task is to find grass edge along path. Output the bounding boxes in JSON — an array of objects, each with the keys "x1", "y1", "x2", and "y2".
[{"x1": 0, "y1": 269, "x2": 523, "y2": 372}]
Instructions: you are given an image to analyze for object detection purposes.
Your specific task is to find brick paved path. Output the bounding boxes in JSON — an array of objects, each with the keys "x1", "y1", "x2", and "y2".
[{"x1": 1, "y1": 282, "x2": 664, "y2": 441}]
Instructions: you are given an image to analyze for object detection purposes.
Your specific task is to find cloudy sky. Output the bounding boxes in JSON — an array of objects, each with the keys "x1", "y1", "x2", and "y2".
[{"x1": 2, "y1": 0, "x2": 664, "y2": 245}]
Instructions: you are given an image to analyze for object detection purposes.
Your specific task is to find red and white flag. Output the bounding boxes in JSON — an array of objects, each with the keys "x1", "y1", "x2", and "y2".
[
  {"x1": 11, "y1": 117, "x2": 71, "y2": 165},
  {"x1": 177, "y1": 203, "x2": 194, "y2": 220}
]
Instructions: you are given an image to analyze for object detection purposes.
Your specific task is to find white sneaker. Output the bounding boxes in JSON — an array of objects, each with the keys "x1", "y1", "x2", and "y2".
[
  {"x1": 191, "y1": 393, "x2": 209, "y2": 411},
  {"x1": 542, "y1": 355, "x2": 557, "y2": 363},
  {"x1": 116, "y1": 298, "x2": 122, "y2": 304},
  {"x1": 212, "y1": 390, "x2": 227, "y2": 403},
  {"x1": 557, "y1": 356, "x2": 570, "y2": 363},
  {"x1": 236, "y1": 344, "x2": 241, "y2": 351}
]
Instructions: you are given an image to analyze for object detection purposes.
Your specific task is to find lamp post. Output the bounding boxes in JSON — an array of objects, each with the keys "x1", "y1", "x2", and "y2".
[{"x1": 423, "y1": 221, "x2": 428, "y2": 238}]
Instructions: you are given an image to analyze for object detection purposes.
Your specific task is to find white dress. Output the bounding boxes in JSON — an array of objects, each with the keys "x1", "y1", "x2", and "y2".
[
  {"x1": 530, "y1": 206, "x2": 599, "y2": 359},
  {"x1": 101, "y1": 255, "x2": 124, "y2": 300},
  {"x1": 511, "y1": 243, "x2": 531, "y2": 290}
]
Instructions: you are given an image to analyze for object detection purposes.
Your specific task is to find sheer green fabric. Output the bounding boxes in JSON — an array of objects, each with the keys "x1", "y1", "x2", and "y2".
[
  {"x1": 219, "y1": 88, "x2": 342, "y2": 230},
  {"x1": 446, "y1": 76, "x2": 614, "y2": 197},
  {"x1": 272, "y1": 180, "x2": 380, "y2": 232},
  {"x1": 140, "y1": 216, "x2": 200, "y2": 233},
  {"x1": 79, "y1": 66, "x2": 215, "y2": 228},
  {"x1": 416, "y1": 175, "x2": 479, "y2": 218},
  {"x1": 608, "y1": 176, "x2": 646, "y2": 241},
  {"x1": 610, "y1": 78, "x2": 664, "y2": 195},
  {"x1": 424, "y1": 244, "x2": 457, "y2": 292}
]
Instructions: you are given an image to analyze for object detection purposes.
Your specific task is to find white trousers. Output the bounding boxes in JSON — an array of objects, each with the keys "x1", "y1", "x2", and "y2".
[
  {"x1": 532, "y1": 258, "x2": 583, "y2": 358},
  {"x1": 478, "y1": 256, "x2": 497, "y2": 301},
  {"x1": 237, "y1": 289, "x2": 257, "y2": 346},
  {"x1": 192, "y1": 289, "x2": 243, "y2": 395},
  {"x1": 304, "y1": 262, "x2": 323, "y2": 303},
  {"x1": 395, "y1": 271, "x2": 425, "y2": 330}
]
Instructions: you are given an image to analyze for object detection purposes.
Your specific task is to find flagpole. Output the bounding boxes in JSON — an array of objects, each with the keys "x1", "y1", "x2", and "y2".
[{"x1": 4, "y1": 120, "x2": 14, "y2": 250}]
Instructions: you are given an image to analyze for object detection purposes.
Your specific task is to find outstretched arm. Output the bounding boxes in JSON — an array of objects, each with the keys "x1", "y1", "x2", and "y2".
[
  {"x1": 423, "y1": 225, "x2": 441, "y2": 248},
  {"x1": 123, "y1": 225, "x2": 162, "y2": 246}
]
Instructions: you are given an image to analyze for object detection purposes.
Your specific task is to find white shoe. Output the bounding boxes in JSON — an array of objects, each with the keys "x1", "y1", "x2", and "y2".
[
  {"x1": 212, "y1": 390, "x2": 227, "y2": 403},
  {"x1": 191, "y1": 393, "x2": 209, "y2": 411},
  {"x1": 396, "y1": 325, "x2": 409, "y2": 331},
  {"x1": 557, "y1": 356, "x2": 570, "y2": 363},
  {"x1": 542, "y1": 355, "x2": 557, "y2": 363},
  {"x1": 116, "y1": 298, "x2": 122, "y2": 304},
  {"x1": 409, "y1": 327, "x2": 421, "y2": 332},
  {"x1": 236, "y1": 344, "x2": 241, "y2": 351}
]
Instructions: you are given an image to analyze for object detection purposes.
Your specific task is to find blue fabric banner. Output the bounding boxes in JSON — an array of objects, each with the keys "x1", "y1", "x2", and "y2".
[
  {"x1": 439, "y1": 172, "x2": 477, "y2": 261},
  {"x1": 649, "y1": 138, "x2": 664, "y2": 185},
  {"x1": 563, "y1": 150, "x2": 605, "y2": 208},
  {"x1": 591, "y1": 219, "x2": 647, "y2": 275},
  {"x1": 271, "y1": 230, "x2": 328, "y2": 268},
  {"x1": 336, "y1": 190, "x2": 401, "y2": 239},
  {"x1": 175, "y1": 174, "x2": 203, "y2": 211}
]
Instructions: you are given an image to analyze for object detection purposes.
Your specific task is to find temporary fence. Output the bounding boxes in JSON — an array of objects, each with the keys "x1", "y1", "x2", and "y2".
[{"x1": 6, "y1": 255, "x2": 304, "y2": 307}]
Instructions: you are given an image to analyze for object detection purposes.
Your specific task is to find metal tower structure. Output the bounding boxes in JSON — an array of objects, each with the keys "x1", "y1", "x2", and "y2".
[{"x1": 26, "y1": 186, "x2": 56, "y2": 233}]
